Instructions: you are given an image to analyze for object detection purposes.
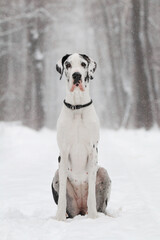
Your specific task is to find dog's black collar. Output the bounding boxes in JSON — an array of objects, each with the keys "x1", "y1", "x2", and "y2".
[{"x1": 63, "y1": 99, "x2": 92, "y2": 110}]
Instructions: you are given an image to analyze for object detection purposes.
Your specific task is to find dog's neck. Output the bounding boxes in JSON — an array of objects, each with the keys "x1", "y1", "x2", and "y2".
[{"x1": 65, "y1": 87, "x2": 91, "y2": 106}]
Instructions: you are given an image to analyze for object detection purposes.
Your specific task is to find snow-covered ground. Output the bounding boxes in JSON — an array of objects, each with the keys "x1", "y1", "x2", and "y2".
[{"x1": 0, "y1": 122, "x2": 160, "y2": 240}]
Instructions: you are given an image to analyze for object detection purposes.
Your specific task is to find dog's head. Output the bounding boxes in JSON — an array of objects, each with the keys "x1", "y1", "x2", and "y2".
[{"x1": 56, "y1": 53, "x2": 97, "y2": 92}]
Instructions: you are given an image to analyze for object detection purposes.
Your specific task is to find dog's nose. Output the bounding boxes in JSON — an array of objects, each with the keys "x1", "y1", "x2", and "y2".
[{"x1": 72, "y1": 72, "x2": 82, "y2": 85}]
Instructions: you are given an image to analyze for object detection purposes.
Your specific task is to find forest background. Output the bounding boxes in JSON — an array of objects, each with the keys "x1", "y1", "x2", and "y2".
[{"x1": 0, "y1": 0, "x2": 160, "y2": 130}]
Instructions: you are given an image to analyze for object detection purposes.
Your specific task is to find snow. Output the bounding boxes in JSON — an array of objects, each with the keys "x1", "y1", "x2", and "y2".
[
  {"x1": 30, "y1": 29, "x2": 39, "y2": 40},
  {"x1": 34, "y1": 49, "x2": 44, "y2": 61},
  {"x1": 0, "y1": 122, "x2": 160, "y2": 240}
]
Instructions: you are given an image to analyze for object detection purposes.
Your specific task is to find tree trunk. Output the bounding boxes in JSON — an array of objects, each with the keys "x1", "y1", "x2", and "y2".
[
  {"x1": 143, "y1": 0, "x2": 160, "y2": 127},
  {"x1": 132, "y1": 0, "x2": 153, "y2": 129},
  {"x1": 23, "y1": 0, "x2": 45, "y2": 130}
]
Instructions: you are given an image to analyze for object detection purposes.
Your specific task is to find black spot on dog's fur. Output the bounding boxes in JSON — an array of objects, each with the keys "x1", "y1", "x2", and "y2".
[
  {"x1": 85, "y1": 72, "x2": 89, "y2": 83},
  {"x1": 93, "y1": 62, "x2": 97, "y2": 73},
  {"x1": 58, "y1": 156, "x2": 61, "y2": 163}
]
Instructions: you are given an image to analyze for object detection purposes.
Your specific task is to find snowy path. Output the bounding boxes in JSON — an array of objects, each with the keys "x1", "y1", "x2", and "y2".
[{"x1": 0, "y1": 123, "x2": 160, "y2": 240}]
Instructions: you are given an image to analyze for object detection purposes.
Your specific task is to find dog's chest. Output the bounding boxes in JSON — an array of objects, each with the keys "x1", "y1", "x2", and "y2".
[
  {"x1": 58, "y1": 108, "x2": 99, "y2": 143},
  {"x1": 67, "y1": 114, "x2": 96, "y2": 181},
  {"x1": 57, "y1": 107, "x2": 99, "y2": 182},
  {"x1": 70, "y1": 113, "x2": 90, "y2": 142}
]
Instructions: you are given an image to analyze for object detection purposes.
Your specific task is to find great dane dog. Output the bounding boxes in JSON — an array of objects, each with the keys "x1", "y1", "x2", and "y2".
[{"x1": 51, "y1": 53, "x2": 111, "y2": 221}]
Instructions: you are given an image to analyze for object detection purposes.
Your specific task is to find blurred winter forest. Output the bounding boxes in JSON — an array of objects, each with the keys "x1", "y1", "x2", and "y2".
[{"x1": 0, "y1": 0, "x2": 160, "y2": 130}]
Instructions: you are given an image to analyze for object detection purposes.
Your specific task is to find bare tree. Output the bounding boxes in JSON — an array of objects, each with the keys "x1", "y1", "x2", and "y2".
[
  {"x1": 0, "y1": 2, "x2": 9, "y2": 121},
  {"x1": 23, "y1": 0, "x2": 45, "y2": 130},
  {"x1": 143, "y1": 0, "x2": 160, "y2": 127},
  {"x1": 131, "y1": 0, "x2": 153, "y2": 129}
]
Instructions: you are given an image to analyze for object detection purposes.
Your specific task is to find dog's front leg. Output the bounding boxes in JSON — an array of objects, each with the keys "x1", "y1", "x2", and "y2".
[
  {"x1": 56, "y1": 151, "x2": 68, "y2": 221},
  {"x1": 87, "y1": 144, "x2": 98, "y2": 219}
]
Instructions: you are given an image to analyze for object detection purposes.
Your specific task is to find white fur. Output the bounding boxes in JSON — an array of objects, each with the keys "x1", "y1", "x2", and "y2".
[{"x1": 56, "y1": 53, "x2": 99, "y2": 221}]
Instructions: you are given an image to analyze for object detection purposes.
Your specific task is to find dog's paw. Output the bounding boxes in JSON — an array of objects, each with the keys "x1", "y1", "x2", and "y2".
[
  {"x1": 88, "y1": 210, "x2": 98, "y2": 219},
  {"x1": 56, "y1": 211, "x2": 66, "y2": 221}
]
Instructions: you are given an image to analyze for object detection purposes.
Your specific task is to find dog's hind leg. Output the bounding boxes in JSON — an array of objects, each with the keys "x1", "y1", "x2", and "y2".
[
  {"x1": 51, "y1": 170, "x2": 79, "y2": 218},
  {"x1": 96, "y1": 167, "x2": 111, "y2": 214}
]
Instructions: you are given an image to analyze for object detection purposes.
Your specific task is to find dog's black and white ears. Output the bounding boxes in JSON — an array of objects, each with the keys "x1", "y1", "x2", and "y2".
[
  {"x1": 89, "y1": 59, "x2": 97, "y2": 80},
  {"x1": 56, "y1": 54, "x2": 71, "y2": 80},
  {"x1": 80, "y1": 54, "x2": 97, "y2": 80}
]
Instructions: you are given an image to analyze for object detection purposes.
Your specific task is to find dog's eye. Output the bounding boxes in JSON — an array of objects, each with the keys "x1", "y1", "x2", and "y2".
[
  {"x1": 65, "y1": 62, "x2": 71, "y2": 69},
  {"x1": 81, "y1": 62, "x2": 86, "y2": 68}
]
